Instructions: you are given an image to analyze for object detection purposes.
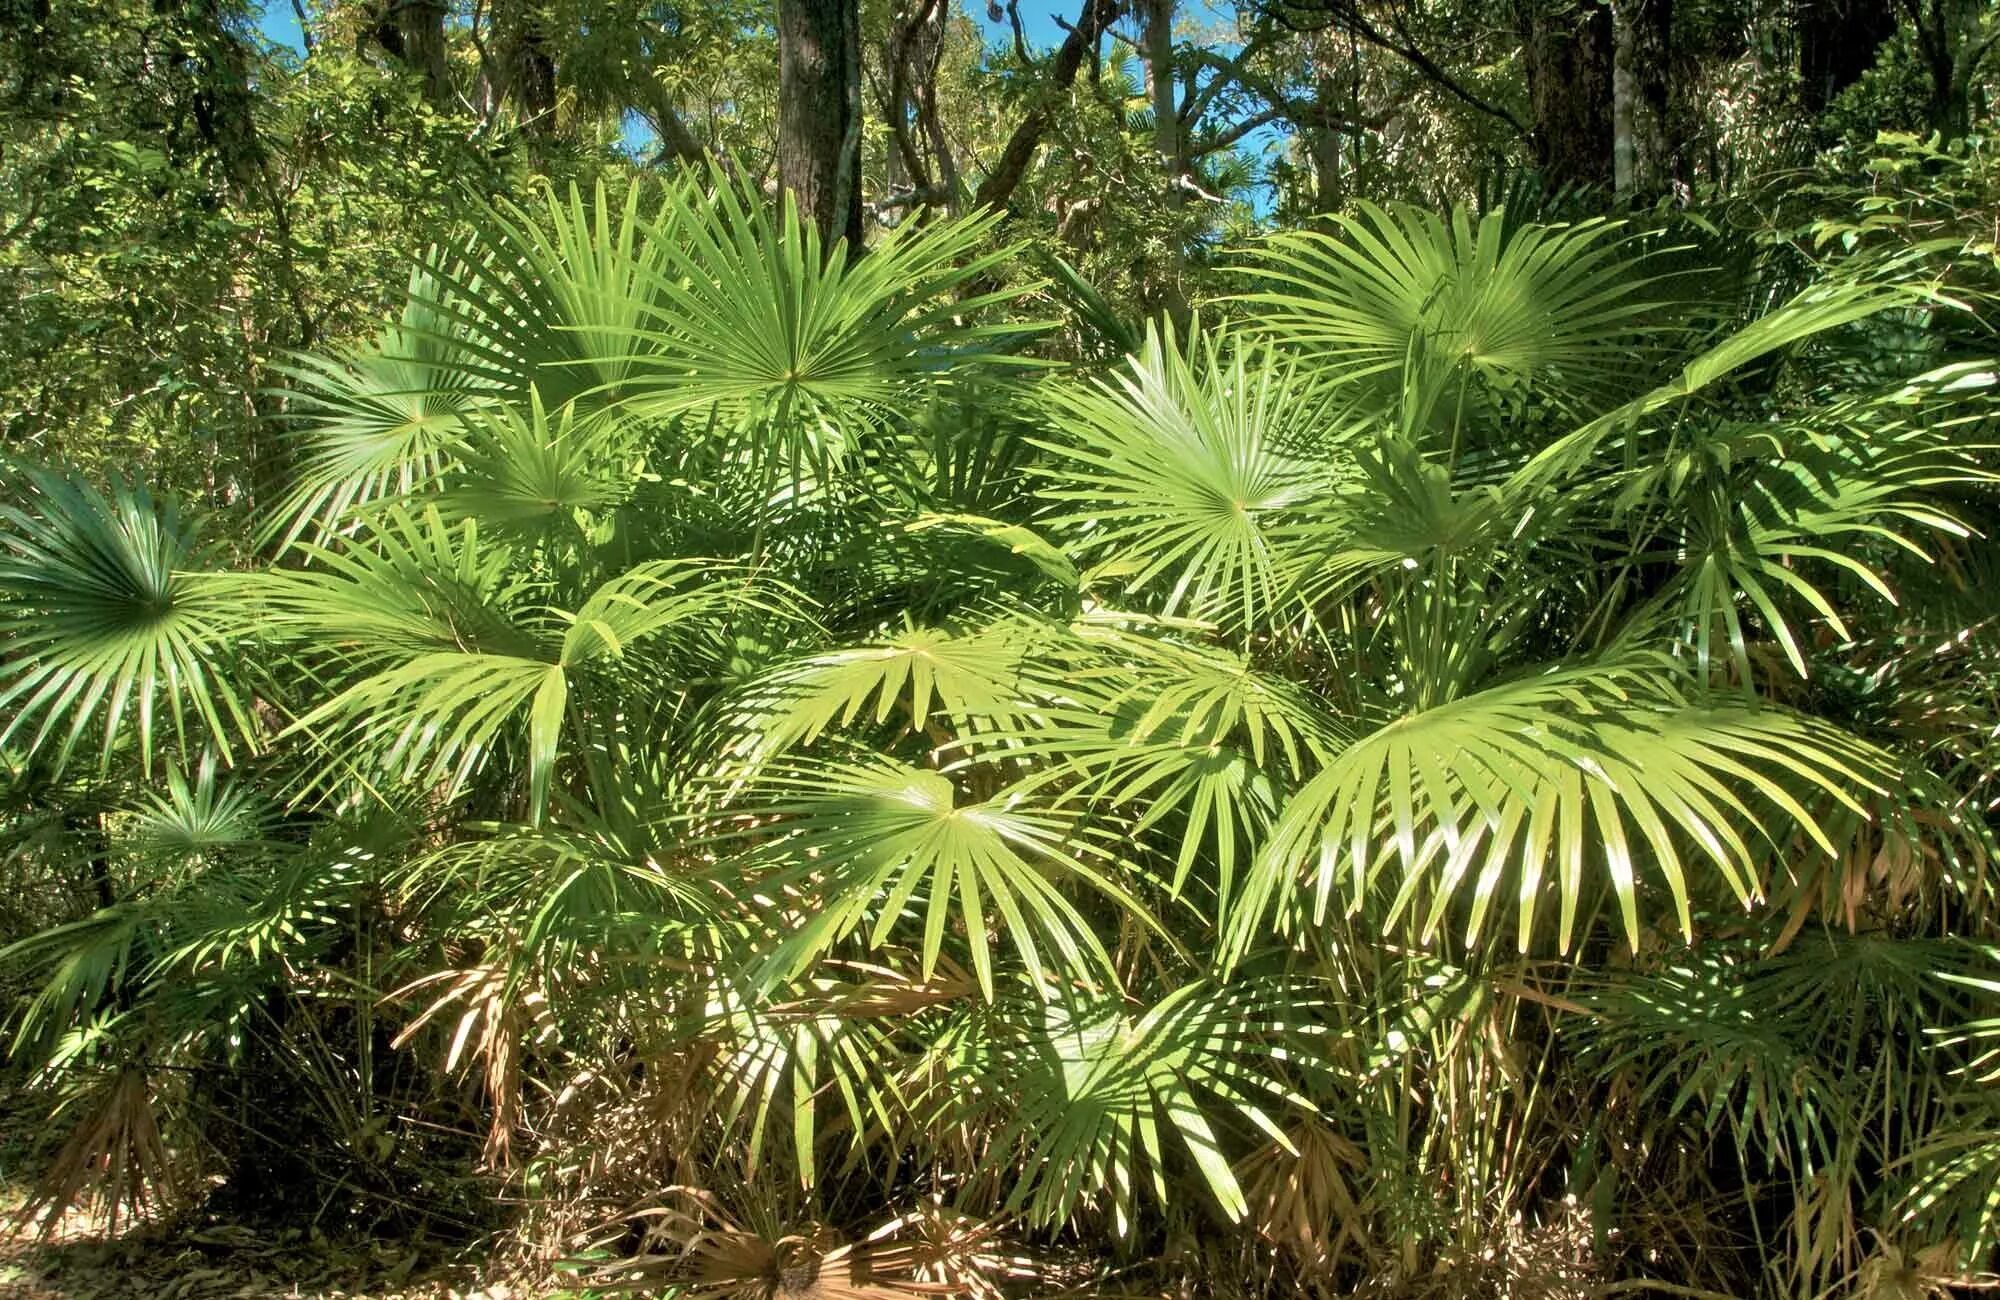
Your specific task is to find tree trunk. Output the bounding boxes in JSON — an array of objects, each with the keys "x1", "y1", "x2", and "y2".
[
  {"x1": 1797, "y1": 0, "x2": 1896, "y2": 111},
  {"x1": 1612, "y1": 0, "x2": 1672, "y2": 195},
  {"x1": 493, "y1": 0, "x2": 557, "y2": 134},
  {"x1": 1146, "y1": 0, "x2": 1177, "y2": 179},
  {"x1": 1901, "y1": 0, "x2": 1991, "y2": 140},
  {"x1": 883, "y1": 0, "x2": 958, "y2": 212},
  {"x1": 368, "y1": 1, "x2": 451, "y2": 105},
  {"x1": 885, "y1": 26, "x2": 910, "y2": 195},
  {"x1": 778, "y1": 0, "x2": 864, "y2": 248},
  {"x1": 1516, "y1": 0, "x2": 1614, "y2": 188},
  {"x1": 396, "y1": 0, "x2": 452, "y2": 107},
  {"x1": 1308, "y1": 110, "x2": 1342, "y2": 212}
]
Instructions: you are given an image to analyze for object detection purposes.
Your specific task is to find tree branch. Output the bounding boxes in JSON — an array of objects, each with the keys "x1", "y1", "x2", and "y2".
[
  {"x1": 1257, "y1": 0, "x2": 1529, "y2": 136},
  {"x1": 886, "y1": 0, "x2": 946, "y2": 193},
  {"x1": 972, "y1": 0, "x2": 1125, "y2": 211}
]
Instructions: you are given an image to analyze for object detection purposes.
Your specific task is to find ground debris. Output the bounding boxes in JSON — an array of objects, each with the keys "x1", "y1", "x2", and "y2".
[{"x1": 0, "y1": 1209, "x2": 499, "y2": 1300}]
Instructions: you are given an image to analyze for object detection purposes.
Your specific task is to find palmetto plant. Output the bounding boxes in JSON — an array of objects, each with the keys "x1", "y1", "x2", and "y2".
[{"x1": 2, "y1": 175, "x2": 1997, "y2": 1298}]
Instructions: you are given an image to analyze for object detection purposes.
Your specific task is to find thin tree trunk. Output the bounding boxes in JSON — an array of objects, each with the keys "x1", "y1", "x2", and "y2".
[
  {"x1": 493, "y1": 0, "x2": 557, "y2": 134},
  {"x1": 1612, "y1": 0, "x2": 1672, "y2": 195},
  {"x1": 1145, "y1": 0, "x2": 1185, "y2": 316},
  {"x1": 1308, "y1": 107, "x2": 1342, "y2": 212},
  {"x1": 396, "y1": 0, "x2": 452, "y2": 107},
  {"x1": 1797, "y1": 0, "x2": 1895, "y2": 111},
  {"x1": 778, "y1": 0, "x2": 864, "y2": 248},
  {"x1": 1147, "y1": 0, "x2": 1177, "y2": 180},
  {"x1": 1612, "y1": 4, "x2": 1634, "y2": 194},
  {"x1": 885, "y1": 26, "x2": 910, "y2": 196}
]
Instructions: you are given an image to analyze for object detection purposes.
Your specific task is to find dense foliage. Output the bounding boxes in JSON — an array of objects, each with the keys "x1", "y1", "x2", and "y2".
[{"x1": 5, "y1": 0, "x2": 2000, "y2": 1297}]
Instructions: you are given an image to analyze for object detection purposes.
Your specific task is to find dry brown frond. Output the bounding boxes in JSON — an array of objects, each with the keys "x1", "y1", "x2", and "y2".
[
  {"x1": 14, "y1": 1065, "x2": 182, "y2": 1239},
  {"x1": 1236, "y1": 1116, "x2": 1374, "y2": 1276},
  {"x1": 388, "y1": 959, "x2": 555, "y2": 1170},
  {"x1": 797, "y1": 957, "x2": 979, "y2": 1018},
  {"x1": 587, "y1": 1187, "x2": 1027, "y2": 1299}
]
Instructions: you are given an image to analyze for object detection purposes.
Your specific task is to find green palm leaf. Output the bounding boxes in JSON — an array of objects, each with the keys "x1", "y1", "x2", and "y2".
[
  {"x1": 1511, "y1": 279, "x2": 1926, "y2": 490},
  {"x1": 0, "y1": 467, "x2": 254, "y2": 772},
  {"x1": 724, "y1": 618, "x2": 1042, "y2": 771},
  {"x1": 992, "y1": 980, "x2": 1319, "y2": 1232},
  {"x1": 437, "y1": 389, "x2": 645, "y2": 535},
  {"x1": 1235, "y1": 203, "x2": 1667, "y2": 429},
  {"x1": 408, "y1": 180, "x2": 680, "y2": 415},
  {"x1": 622, "y1": 176, "x2": 1027, "y2": 435},
  {"x1": 271, "y1": 267, "x2": 495, "y2": 543},
  {"x1": 258, "y1": 508, "x2": 765, "y2": 818},
  {"x1": 1229, "y1": 657, "x2": 1889, "y2": 957},
  {"x1": 724, "y1": 758, "x2": 1147, "y2": 999},
  {"x1": 1034, "y1": 324, "x2": 1333, "y2": 636}
]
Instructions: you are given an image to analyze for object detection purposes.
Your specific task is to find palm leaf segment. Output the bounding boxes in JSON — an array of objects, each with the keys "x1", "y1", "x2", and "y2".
[
  {"x1": 992, "y1": 980, "x2": 1319, "y2": 1233},
  {"x1": 0, "y1": 465, "x2": 253, "y2": 772},
  {"x1": 731, "y1": 758, "x2": 1142, "y2": 1000},
  {"x1": 257, "y1": 507, "x2": 771, "y2": 819},
  {"x1": 273, "y1": 267, "x2": 495, "y2": 540},
  {"x1": 1034, "y1": 323, "x2": 1333, "y2": 636},
  {"x1": 1231, "y1": 657, "x2": 1889, "y2": 958},
  {"x1": 279, "y1": 174, "x2": 1029, "y2": 547},
  {"x1": 1236, "y1": 202, "x2": 1667, "y2": 430},
  {"x1": 725, "y1": 618, "x2": 1043, "y2": 771}
]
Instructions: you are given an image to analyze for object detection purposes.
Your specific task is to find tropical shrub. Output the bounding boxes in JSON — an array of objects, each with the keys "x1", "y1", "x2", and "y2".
[{"x1": 3, "y1": 174, "x2": 1998, "y2": 1298}]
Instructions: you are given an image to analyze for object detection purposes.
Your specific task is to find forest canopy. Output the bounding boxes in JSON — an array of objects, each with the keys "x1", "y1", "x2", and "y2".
[{"x1": 3, "y1": 0, "x2": 2000, "y2": 1297}]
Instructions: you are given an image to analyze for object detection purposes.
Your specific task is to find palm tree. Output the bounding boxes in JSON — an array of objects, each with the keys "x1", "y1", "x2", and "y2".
[{"x1": 3, "y1": 176, "x2": 1996, "y2": 1297}]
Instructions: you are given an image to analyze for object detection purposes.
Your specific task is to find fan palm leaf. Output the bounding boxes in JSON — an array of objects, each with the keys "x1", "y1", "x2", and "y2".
[
  {"x1": 721, "y1": 758, "x2": 1148, "y2": 999},
  {"x1": 1034, "y1": 324, "x2": 1335, "y2": 637},
  {"x1": 271, "y1": 267, "x2": 495, "y2": 542},
  {"x1": 1229, "y1": 656, "x2": 1890, "y2": 957},
  {"x1": 257, "y1": 508, "x2": 770, "y2": 817},
  {"x1": 1234, "y1": 204, "x2": 1669, "y2": 431},
  {"x1": 990, "y1": 979, "x2": 1321, "y2": 1232},
  {"x1": 0, "y1": 467, "x2": 254, "y2": 772}
]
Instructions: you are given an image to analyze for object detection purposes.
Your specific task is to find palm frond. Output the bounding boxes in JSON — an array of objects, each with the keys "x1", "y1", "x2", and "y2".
[
  {"x1": 0, "y1": 467, "x2": 254, "y2": 772},
  {"x1": 269, "y1": 266, "x2": 493, "y2": 543},
  {"x1": 1034, "y1": 323, "x2": 1334, "y2": 636},
  {"x1": 1235, "y1": 203, "x2": 1669, "y2": 430},
  {"x1": 719, "y1": 758, "x2": 1147, "y2": 999},
  {"x1": 1231, "y1": 656, "x2": 1889, "y2": 956},
  {"x1": 991, "y1": 979, "x2": 1321, "y2": 1232}
]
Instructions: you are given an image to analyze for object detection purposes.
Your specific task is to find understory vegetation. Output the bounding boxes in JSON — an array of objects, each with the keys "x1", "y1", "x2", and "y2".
[{"x1": 5, "y1": 0, "x2": 2000, "y2": 1296}]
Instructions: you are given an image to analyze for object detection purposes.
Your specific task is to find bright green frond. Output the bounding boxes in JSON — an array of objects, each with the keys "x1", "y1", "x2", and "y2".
[
  {"x1": 722, "y1": 758, "x2": 1146, "y2": 1000},
  {"x1": 1235, "y1": 203, "x2": 1668, "y2": 429},
  {"x1": 1231, "y1": 657, "x2": 1890, "y2": 957},
  {"x1": 1035, "y1": 323, "x2": 1332, "y2": 637},
  {"x1": 0, "y1": 467, "x2": 254, "y2": 773}
]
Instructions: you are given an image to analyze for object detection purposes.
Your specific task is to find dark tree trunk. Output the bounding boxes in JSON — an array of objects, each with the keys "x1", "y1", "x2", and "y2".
[
  {"x1": 778, "y1": 0, "x2": 864, "y2": 248},
  {"x1": 1898, "y1": 0, "x2": 1992, "y2": 140},
  {"x1": 397, "y1": 0, "x2": 452, "y2": 106},
  {"x1": 1146, "y1": 0, "x2": 1178, "y2": 177},
  {"x1": 1308, "y1": 112, "x2": 1342, "y2": 212},
  {"x1": 493, "y1": 0, "x2": 557, "y2": 134},
  {"x1": 1517, "y1": 0, "x2": 1614, "y2": 188},
  {"x1": 1796, "y1": 0, "x2": 1896, "y2": 111},
  {"x1": 368, "y1": 1, "x2": 451, "y2": 105}
]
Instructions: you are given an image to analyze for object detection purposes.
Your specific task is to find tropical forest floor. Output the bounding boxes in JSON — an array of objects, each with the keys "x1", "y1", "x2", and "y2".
[{"x1": 0, "y1": 1196, "x2": 515, "y2": 1300}]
